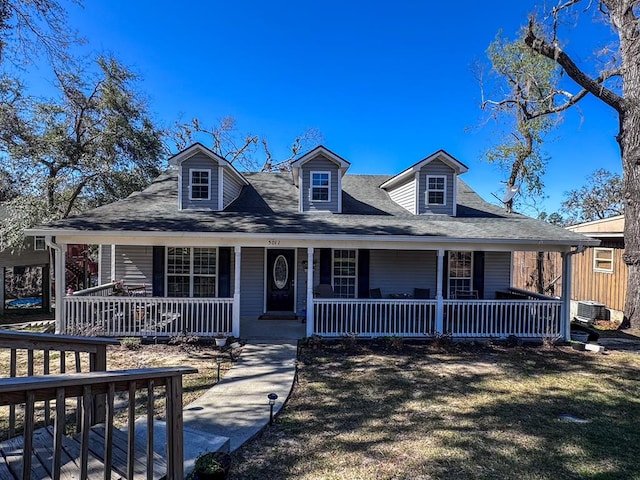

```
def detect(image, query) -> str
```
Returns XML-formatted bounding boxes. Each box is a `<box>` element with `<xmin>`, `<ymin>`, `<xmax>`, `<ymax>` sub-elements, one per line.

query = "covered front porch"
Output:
<box><xmin>50</xmin><ymin>238</ymin><xmax>574</xmax><ymax>341</ymax></box>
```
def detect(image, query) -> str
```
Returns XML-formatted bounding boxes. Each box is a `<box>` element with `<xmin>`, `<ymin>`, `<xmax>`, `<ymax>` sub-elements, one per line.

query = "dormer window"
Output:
<box><xmin>310</xmin><ymin>171</ymin><xmax>330</xmax><ymax>202</ymax></box>
<box><xmin>190</xmin><ymin>169</ymin><xmax>211</xmax><ymax>200</ymax></box>
<box><xmin>426</xmin><ymin>175</ymin><xmax>446</xmax><ymax>206</ymax></box>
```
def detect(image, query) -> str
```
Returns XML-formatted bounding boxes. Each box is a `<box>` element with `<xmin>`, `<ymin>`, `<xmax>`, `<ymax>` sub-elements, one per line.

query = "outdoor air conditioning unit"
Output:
<box><xmin>577</xmin><ymin>301</ymin><xmax>608</xmax><ymax>321</ymax></box>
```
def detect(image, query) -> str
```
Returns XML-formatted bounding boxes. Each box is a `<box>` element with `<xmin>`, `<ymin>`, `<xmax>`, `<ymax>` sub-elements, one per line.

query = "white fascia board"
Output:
<box><xmin>32</xmin><ymin>228</ymin><xmax>595</xmax><ymax>252</ymax></box>
<box><xmin>291</xmin><ymin>146</ymin><xmax>351</xmax><ymax>171</ymax></box>
<box><xmin>381</xmin><ymin>150</ymin><xmax>469</xmax><ymax>190</ymax></box>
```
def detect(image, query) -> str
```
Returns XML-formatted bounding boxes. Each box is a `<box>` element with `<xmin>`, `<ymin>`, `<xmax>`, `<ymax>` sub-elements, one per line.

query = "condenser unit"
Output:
<box><xmin>577</xmin><ymin>301</ymin><xmax>608</xmax><ymax>321</ymax></box>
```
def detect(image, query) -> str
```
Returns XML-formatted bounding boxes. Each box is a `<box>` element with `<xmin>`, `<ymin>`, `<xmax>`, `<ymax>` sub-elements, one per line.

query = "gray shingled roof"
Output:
<box><xmin>34</xmin><ymin>171</ymin><xmax>595</xmax><ymax>246</ymax></box>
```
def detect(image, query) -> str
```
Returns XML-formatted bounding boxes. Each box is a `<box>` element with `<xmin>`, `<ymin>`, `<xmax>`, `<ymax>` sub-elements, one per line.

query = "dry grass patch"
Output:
<box><xmin>230</xmin><ymin>341</ymin><xmax>640</xmax><ymax>480</ymax></box>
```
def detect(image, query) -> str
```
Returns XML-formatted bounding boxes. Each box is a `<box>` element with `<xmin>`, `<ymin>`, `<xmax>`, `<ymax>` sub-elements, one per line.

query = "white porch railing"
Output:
<box><xmin>313</xmin><ymin>298</ymin><xmax>562</xmax><ymax>339</ymax></box>
<box><xmin>64</xmin><ymin>296</ymin><xmax>233</xmax><ymax>337</ymax></box>
<box><xmin>314</xmin><ymin>299</ymin><xmax>438</xmax><ymax>337</ymax></box>
<box><xmin>443</xmin><ymin>299</ymin><xmax>562</xmax><ymax>338</ymax></box>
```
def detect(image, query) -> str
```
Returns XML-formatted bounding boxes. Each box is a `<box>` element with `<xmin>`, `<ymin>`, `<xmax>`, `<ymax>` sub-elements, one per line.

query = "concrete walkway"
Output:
<box><xmin>179</xmin><ymin>318</ymin><xmax>303</xmax><ymax>470</ymax></box>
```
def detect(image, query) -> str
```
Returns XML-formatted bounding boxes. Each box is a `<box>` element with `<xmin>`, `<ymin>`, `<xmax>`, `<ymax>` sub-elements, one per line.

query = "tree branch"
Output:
<box><xmin>524</xmin><ymin>16</ymin><xmax>624</xmax><ymax>113</ymax></box>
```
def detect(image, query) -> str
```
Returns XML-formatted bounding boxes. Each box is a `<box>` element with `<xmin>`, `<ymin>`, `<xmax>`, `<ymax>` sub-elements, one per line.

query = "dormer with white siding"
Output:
<box><xmin>168</xmin><ymin>143</ymin><xmax>248</xmax><ymax>211</ymax></box>
<box><xmin>380</xmin><ymin>150</ymin><xmax>468</xmax><ymax>216</ymax></box>
<box><xmin>291</xmin><ymin>146</ymin><xmax>351</xmax><ymax>213</ymax></box>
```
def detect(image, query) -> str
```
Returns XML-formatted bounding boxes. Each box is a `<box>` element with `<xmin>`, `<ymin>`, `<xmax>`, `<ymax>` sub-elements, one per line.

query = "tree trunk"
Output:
<box><xmin>615</xmin><ymin>1</ymin><xmax>640</xmax><ymax>328</ymax></box>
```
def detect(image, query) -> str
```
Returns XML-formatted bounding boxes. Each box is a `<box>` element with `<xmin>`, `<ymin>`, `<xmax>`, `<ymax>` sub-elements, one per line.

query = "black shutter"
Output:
<box><xmin>319</xmin><ymin>249</ymin><xmax>332</xmax><ymax>285</ymax></box>
<box><xmin>357</xmin><ymin>249</ymin><xmax>370</xmax><ymax>298</ymax></box>
<box><xmin>218</xmin><ymin>247</ymin><xmax>232</xmax><ymax>297</ymax></box>
<box><xmin>152</xmin><ymin>246</ymin><xmax>165</xmax><ymax>297</ymax></box>
<box><xmin>473</xmin><ymin>251</ymin><xmax>485</xmax><ymax>299</ymax></box>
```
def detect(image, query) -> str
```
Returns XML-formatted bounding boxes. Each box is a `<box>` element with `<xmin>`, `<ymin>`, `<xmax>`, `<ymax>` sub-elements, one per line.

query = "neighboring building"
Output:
<box><xmin>28</xmin><ymin>143</ymin><xmax>596</xmax><ymax>340</ymax></box>
<box><xmin>513</xmin><ymin>215</ymin><xmax>625</xmax><ymax>322</ymax></box>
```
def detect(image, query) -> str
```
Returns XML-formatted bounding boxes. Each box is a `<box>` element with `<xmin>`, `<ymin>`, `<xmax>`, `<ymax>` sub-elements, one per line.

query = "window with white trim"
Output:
<box><xmin>448</xmin><ymin>251</ymin><xmax>473</xmax><ymax>297</ymax></box>
<box><xmin>166</xmin><ymin>247</ymin><xmax>217</xmax><ymax>297</ymax></box>
<box><xmin>310</xmin><ymin>171</ymin><xmax>330</xmax><ymax>202</ymax></box>
<box><xmin>34</xmin><ymin>236</ymin><xmax>46</xmax><ymax>251</ymax></box>
<box><xmin>189</xmin><ymin>169</ymin><xmax>211</xmax><ymax>200</ymax></box>
<box><xmin>333</xmin><ymin>249</ymin><xmax>357</xmax><ymax>298</ymax></box>
<box><xmin>593</xmin><ymin>248</ymin><xmax>614</xmax><ymax>273</ymax></box>
<box><xmin>426</xmin><ymin>175</ymin><xmax>446</xmax><ymax>205</ymax></box>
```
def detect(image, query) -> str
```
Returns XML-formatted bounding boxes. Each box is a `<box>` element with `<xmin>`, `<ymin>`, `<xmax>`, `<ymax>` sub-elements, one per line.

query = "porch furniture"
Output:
<box><xmin>314</xmin><ymin>284</ymin><xmax>335</xmax><ymax>298</ymax></box>
<box><xmin>452</xmin><ymin>289</ymin><xmax>478</xmax><ymax>299</ymax></box>
<box><xmin>369</xmin><ymin>288</ymin><xmax>382</xmax><ymax>299</ymax></box>
<box><xmin>414</xmin><ymin>288</ymin><xmax>431</xmax><ymax>299</ymax></box>
<box><xmin>389</xmin><ymin>293</ymin><xmax>412</xmax><ymax>299</ymax></box>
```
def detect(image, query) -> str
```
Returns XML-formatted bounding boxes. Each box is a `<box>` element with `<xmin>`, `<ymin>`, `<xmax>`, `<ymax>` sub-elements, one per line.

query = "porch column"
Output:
<box><xmin>110</xmin><ymin>244</ymin><xmax>116</xmax><ymax>281</ymax></box>
<box><xmin>233</xmin><ymin>246</ymin><xmax>241</xmax><ymax>337</ymax></box>
<box><xmin>435</xmin><ymin>249</ymin><xmax>444</xmax><ymax>335</ymax></box>
<box><xmin>561</xmin><ymin>251</ymin><xmax>572</xmax><ymax>341</ymax></box>
<box><xmin>55</xmin><ymin>242</ymin><xmax>67</xmax><ymax>334</ymax></box>
<box><xmin>306</xmin><ymin>247</ymin><xmax>315</xmax><ymax>337</ymax></box>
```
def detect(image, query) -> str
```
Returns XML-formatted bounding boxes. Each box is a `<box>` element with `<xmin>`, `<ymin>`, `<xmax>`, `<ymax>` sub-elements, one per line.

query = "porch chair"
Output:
<box><xmin>414</xmin><ymin>288</ymin><xmax>431</xmax><ymax>299</ymax></box>
<box><xmin>369</xmin><ymin>288</ymin><xmax>383</xmax><ymax>299</ymax></box>
<box><xmin>314</xmin><ymin>283</ymin><xmax>335</xmax><ymax>298</ymax></box>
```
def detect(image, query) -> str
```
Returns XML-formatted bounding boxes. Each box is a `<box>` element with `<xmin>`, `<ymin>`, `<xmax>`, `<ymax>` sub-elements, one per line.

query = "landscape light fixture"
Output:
<box><xmin>268</xmin><ymin>393</ymin><xmax>278</xmax><ymax>425</ymax></box>
<box><xmin>216</xmin><ymin>356</ymin><xmax>223</xmax><ymax>383</ymax></box>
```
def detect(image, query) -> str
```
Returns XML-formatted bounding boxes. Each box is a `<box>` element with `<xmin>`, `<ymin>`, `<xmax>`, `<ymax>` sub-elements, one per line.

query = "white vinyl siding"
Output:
<box><xmin>223</xmin><ymin>169</ymin><xmax>244</xmax><ymax>208</ymax></box>
<box><xmin>387</xmin><ymin>177</ymin><xmax>416</xmax><ymax>213</ymax></box>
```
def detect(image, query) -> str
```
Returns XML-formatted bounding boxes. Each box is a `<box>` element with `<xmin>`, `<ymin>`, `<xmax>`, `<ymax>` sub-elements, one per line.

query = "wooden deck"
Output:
<box><xmin>0</xmin><ymin>424</ymin><xmax>167</xmax><ymax>479</ymax></box>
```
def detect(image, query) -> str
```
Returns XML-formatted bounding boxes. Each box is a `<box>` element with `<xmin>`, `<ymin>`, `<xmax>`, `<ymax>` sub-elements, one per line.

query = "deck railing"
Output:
<box><xmin>312</xmin><ymin>298</ymin><xmax>562</xmax><ymax>339</ymax></box>
<box><xmin>0</xmin><ymin>330</ymin><xmax>120</xmax><ymax>437</ymax></box>
<box><xmin>314</xmin><ymin>299</ymin><xmax>438</xmax><ymax>337</ymax></box>
<box><xmin>0</xmin><ymin>366</ymin><xmax>196</xmax><ymax>480</ymax></box>
<box><xmin>71</xmin><ymin>281</ymin><xmax>120</xmax><ymax>297</ymax></box>
<box><xmin>64</xmin><ymin>296</ymin><xmax>233</xmax><ymax>337</ymax></box>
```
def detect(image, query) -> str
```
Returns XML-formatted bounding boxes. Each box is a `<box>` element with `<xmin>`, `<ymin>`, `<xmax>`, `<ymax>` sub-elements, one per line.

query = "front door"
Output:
<box><xmin>266</xmin><ymin>249</ymin><xmax>295</xmax><ymax>312</ymax></box>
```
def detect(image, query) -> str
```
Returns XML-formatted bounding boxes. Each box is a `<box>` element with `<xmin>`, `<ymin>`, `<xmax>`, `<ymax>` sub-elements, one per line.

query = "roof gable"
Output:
<box><xmin>168</xmin><ymin>143</ymin><xmax>249</xmax><ymax>186</ymax></box>
<box><xmin>291</xmin><ymin>145</ymin><xmax>350</xmax><ymax>186</ymax></box>
<box><xmin>380</xmin><ymin>150</ymin><xmax>468</xmax><ymax>190</ymax></box>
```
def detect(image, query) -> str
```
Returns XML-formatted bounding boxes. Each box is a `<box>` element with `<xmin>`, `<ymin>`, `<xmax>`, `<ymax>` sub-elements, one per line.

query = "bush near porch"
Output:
<box><xmin>230</xmin><ymin>340</ymin><xmax>640</xmax><ymax>480</ymax></box>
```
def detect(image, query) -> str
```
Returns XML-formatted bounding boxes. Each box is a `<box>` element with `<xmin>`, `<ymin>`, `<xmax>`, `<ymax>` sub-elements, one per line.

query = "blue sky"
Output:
<box><xmin>29</xmin><ymin>0</ymin><xmax>622</xmax><ymax>215</ymax></box>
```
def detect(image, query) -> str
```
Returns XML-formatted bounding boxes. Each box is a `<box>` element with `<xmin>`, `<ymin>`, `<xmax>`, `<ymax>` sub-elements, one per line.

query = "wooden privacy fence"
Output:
<box><xmin>64</xmin><ymin>296</ymin><xmax>233</xmax><ymax>337</ymax></box>
<box><xmin>0</xmin><ymin>366</ymin><xmax>196</xmax><ymax>480</ymax></box>
<box><xmin>312</xmin><ymin>299</ymin><xmax>562</xmax><ymax>339</ymax></box>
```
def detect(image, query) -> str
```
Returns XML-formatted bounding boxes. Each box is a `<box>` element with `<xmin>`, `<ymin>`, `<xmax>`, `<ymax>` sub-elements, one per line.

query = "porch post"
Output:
<box><xmin>55</xmin><ymin>243</ymin><xmax>66</xmax><ymax>334</ymax></box>
<box><xmin>233</xmin><ymin>246</ymin><xmax>241</xmax><ymax>337</ymax></box>
<box><xmin>561</xmin><ymin>251</ymin><xmax>572</xmax><ymax>341</ymax></box>
<box><xmin>306</xmin><ymin>247</ymin><xmax>315</xmax><ymax>337</ymax></box>
<box><xmin>435</xmin><ymin>249</ymin><xmax>444</xmax><ymax>335</ymax></box>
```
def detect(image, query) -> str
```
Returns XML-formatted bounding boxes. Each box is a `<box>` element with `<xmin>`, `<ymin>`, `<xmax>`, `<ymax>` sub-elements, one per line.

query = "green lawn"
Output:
<box><xmin>230</xmin><ymin>340</ymin><xmax>640</xmax><ymax>480</ymax></box>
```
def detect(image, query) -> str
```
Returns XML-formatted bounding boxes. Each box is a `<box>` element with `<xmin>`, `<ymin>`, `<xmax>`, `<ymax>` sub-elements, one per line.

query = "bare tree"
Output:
<box><xmin>0</xmin><ymin>0</ymin><xmax>82</xmax><ymax>66</ymax></box>
<box><xmin>518</xmin><ymin>0</ymin><xmax>640</xmax><ymax>327</ymax></box>
<box><xmin>173</xmin><ymin>117</ymin><xmax>322</xmax><ymax>172</ymax></box>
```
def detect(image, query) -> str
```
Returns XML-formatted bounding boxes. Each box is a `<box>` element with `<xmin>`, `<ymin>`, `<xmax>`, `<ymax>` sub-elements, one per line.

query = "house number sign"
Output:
<box><xmin>273</xmin><ymin>255</ymin><xmax>289</xmax><ymax>289</ymax></box>
<box><xmin>267</xmin><ymin>239</ymin><xmax>281</xmax><ymax>246</ymax></box>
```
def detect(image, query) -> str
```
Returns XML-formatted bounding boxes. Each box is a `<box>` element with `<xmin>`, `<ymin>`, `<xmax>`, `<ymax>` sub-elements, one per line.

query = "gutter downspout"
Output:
<box><xmin>45</xmin><ymin>236</ymin><xmax>65</xmax><ymax>334</ymax></box>
<box><xmin>562</xmin><ymin>244</ymin><xmax>585</xmax><ymax>341</ymax></box>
